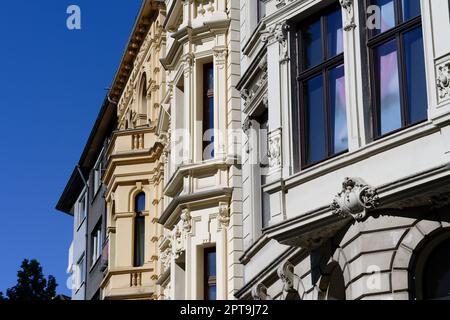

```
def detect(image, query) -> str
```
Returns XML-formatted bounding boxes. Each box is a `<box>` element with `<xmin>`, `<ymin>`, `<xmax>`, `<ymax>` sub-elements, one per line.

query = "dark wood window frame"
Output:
<box><xmin>203</xmin><ymin>247</ymin><xmax>216</xmax><ymax>300</ymax></box>
<box><xmin>293</xmin><ymin>4</ymin><xmax>348</xmax><ymax>170</ymax></box>
<box><xmin>366</xmin><ymin>0</ymin><xmax>426</xmax><ymax>139</ymax></box>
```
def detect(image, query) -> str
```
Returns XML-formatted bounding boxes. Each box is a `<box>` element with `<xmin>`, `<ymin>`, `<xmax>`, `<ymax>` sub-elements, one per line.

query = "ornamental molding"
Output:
<box><xmin>213</xmin><ymin>47</ymin><xmax>228</xmax><ymax>66</ymax></box>
<box><xmin>437</xmin><ymin>60</ymin><xmax>450</xmax><ymax>102</ymax></box>
<box><xmin>340</xmin><ymin>0</ymin><xmax>357</xmax><ymax>31</ymax></box>
<box><xmin>330</xmin><ymin>177</ymin><xmax>379</xmax><ymax>221</ymax></box>
<box><xmin>262</xmin><ymin>22</ymin><xmax>290</xmax><ymax>63</ymax></box>
<box><xmin>268</xmin><ymin>129</ymin><xmax>282</xmax><ymax>171</ymax></box>
<box><xmin>251</xmin><ymin>283</ymin><xmax>272</xmax><ymax>300</ymax></box>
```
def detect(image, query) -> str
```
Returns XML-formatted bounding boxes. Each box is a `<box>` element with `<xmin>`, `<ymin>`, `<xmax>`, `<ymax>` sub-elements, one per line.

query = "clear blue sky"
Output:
<box><xmin>0</xmin><ymin>0</ymin><xmax>141</xmax><ymax>295</ymax></box>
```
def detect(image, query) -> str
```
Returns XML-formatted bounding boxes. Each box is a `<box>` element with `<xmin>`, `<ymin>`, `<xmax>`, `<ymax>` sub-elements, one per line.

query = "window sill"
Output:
<box><xmin>270</xmin><ymin>119</ymin><xmax>438</xmax><ymax>193</ymax></box>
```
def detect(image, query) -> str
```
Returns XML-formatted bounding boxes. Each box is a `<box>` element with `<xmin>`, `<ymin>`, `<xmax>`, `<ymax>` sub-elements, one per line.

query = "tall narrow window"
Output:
<box><xmin>140</xmin><ymin>73</ymin><xmax>148</xmax><ymax>116</ymax></box>
<box><xmin>368</xmin><ymin>0</ymin><xmax>427</xmax><ymax>138</ymax></box>
<box><xmin>76</xmin><ymin>192</ymin><xmax>87</xmax><ymax>227</ymax></box>
<box><xmin>203</xmin><ymin>63</ymin><xmax>214</xmax><ymax>160</ymax></box>
<box><xmin>294</xmin><ymin>5</ymin><xmax>348</xmax><ymax>168</ymax></box>
<box><xmin>134</xmin><ymin>192</ymin><xmax>146</xmax><ymax>267</ymax></box>
<box><xmin>91</xmin><ymin>222</ymin><xmax>102</xmax><ymax>266</ymax></box>
<box><xmin>204</xmin><ymin>248</ymin><xmax>217</xmax><ymax>300</ymax></box>
<box><xmin>76</xmin><ymin>255</ymin><xmax>85</xmax><ymax>290</ymax></box>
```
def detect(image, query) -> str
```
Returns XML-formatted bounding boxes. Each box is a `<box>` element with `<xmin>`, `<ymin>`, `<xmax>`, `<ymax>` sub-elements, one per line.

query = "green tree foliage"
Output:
<box><xmin>2</xmin><ymin>259</ymin><xmax>58</xmax><ymax>301</ymax></box>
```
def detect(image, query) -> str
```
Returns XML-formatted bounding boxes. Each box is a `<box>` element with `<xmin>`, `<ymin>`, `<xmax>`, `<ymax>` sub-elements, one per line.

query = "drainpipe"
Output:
<box><xmin>76</xmin><ymin>165</ymin><xmax>89</xmax><ymax>300</ymax></box>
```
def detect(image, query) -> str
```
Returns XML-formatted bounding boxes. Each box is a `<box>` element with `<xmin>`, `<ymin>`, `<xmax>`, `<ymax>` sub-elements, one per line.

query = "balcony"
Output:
<box><xmin>101</xmin><ymin>266</ymin><xmax>156</xmax><ymax>300</ymax></box>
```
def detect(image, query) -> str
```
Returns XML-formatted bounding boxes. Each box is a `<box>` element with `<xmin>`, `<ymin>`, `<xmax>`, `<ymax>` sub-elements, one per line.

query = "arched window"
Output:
<box><xmin>140</xmin><ymin>74</ymin><xmax>148</xmax><ymax>116</ymax></box>
<box><xmin>134</xmin><ymin>192</ymin><xmax>146</xmax><ymax>267</ymax></box>
<box><xmin>412</xmin><ymin>232</ymin><xmax>450</xmax><ymax>300</ymax></box>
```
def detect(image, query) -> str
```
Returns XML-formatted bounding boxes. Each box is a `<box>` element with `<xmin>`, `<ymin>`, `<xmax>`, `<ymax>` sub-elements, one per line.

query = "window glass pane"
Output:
<box><xmin>305</xmin><ymin>74</ymin><xmax>326</xmax><ymax>164</ymax></box>
<box><xmin>134</xmin><ymin>216</ymin><xmax>145</xmax><ymax>267</ymax></box>
<box><xmin>327</xmin><ymin>9</ymin><xmax>343</xmax><ymax>58</ymax></box>
<box><xmin>203</xmin><ymin>64</ymin><xmax>214</xmax><ymax>160</ymax></box>
<box><xmin>404</xmin><ymin>27</ymin><xmax>427</xmax><ymax>124</ymax></box>
<box><xmin>207</xmin><ymin>251</ymin><xmax>216</xmax><ymax>277</ymax></box>
<box><xmin>373</xmin><ymin>0</ymin><xmax>396</xmax><ymax>34</ymax></box>
<box><xmin>303</xmin><ymin>19</ymin><xmax>322</xmax><ymax>69</ymax></box>
<box><xmin>257</xmin><ymin>0</ymin><xmax>266</xmax><ymax>22</ymax></box>
<box><xmin>375</xmin><ymin>40</ymin><xmax>402</xmax><ymax>135</ymax></box>
<box><xmin>135</xmin><ymin>192</ymin><xmax>145</xmax><ymax>212</ymax></box>
<box><xmin>402</xmin><ymin>0</ymin><xmax>421</xmax><ymax>21</ymax></box>
<box><xmin>329</xmin><ymin>64</ymin><xmax>348</xmax><ymax>154</ymax></box>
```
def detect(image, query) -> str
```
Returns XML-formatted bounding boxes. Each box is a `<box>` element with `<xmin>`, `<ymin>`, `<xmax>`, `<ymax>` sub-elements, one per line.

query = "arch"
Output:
<box><xmin>408</xmin><ymin>227</ymin><xmax>450</xmax><ymax>300</ymax></box>
<box><xmin>389</xmin><ymin>219</ymin><xmax>448</xmax><ymax>299</ymax></box>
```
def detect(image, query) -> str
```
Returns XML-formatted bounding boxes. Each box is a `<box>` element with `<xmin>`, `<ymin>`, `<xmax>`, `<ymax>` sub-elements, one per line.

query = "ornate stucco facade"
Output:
<box><xmin>156</xmin><ymin>0</ymin><xmax>243</xmax><ymax>300</ymax></box>
<box><xmin>99</xmin><ymin>1</ymin><xmax>167</xmax><ymax>300</ymax></box>
<box><xmin>236</xmin><ymin>0</ymin><xmax>450</xmax><ymax>300</ymax></box>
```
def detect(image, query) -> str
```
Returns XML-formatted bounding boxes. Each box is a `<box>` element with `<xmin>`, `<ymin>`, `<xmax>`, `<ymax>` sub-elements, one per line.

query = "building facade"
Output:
<box><xmin>236</xmin><ymin>0</ymin><xmax>450</xmax><ymax>300</ymax></box>
<box><xmin>57</xmin><ymin>97</ymin><xmax>117</xmax><ymax>300</ymax></box>
<box><xmin>58</xmin><ymin>0</ymin><xmax>450</xmax><ymax>301</ymax></box>
<box><xmin>156</xmin><ymin>0</ymin><xmax>243</xmax><ymax>300</ymax></box>
<box><xmin>99</xmin><ymin>1</ymin><xmax>166</xmax><ymax>300</ymax></box>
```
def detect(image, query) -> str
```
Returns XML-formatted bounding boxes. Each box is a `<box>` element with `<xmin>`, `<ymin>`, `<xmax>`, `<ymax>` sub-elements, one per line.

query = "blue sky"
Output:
<box><xmin>0</xmin><ymin>0</ymin><xmax>141</xmax><ymax>295</ymax></box>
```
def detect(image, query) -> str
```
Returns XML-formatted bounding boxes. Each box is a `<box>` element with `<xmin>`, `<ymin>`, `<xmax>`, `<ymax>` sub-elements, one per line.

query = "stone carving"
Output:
<box><xmin>331</xmin><ymin>177</ymin><xmax>379</xmax><ymax>221</ymax></box>
<box><xmin>278</xmin><ymin>260</ymin><xmax>301</xmax><ymax>300</ymax></box>
<box><xmin>437</xmin><ymin>61</ymin><xmax>450</xmax><ymax>101</ymax></box>
<box><xmin>218</xmin><ymin>202</ymin><xmax>230</xmax><ymax>230</ymax></box>
<box><xmin>340</xmin><ymin>0</ymin><xmax>356</xmax><ymax>31</ymax></box>
<box><xmin>180</xmin><ymin>208</ymin><xmax>192</xmax><ymax>233</ymax></box>
<box><xmin>251</xmin><ymin>283</ymin><xmax>272</xmax><ymax>300</ymax></box>
<box><xmin>268</xmin><ymin>130</ymin><xmax>282</xmax><ymax>170</ymax></box>
<box><xmin>262</xmin><ymin>22</ymin><xmax>290</xmax><ymax>63</ymax></box>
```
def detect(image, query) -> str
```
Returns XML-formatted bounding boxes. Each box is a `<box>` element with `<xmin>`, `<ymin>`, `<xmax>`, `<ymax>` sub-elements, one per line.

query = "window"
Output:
<box><xmin>93</xmin><ymin>156</ymin><xmax>103</xmax><ymax>195</ymax></box>
<box><xmin>91</xmin><ymin>223</ymin><xmax>102</xmax><ymax>266</ymax></box>
<box><xmin>257</xmin><ymin>110</ymin><xmax>270</xmax><ymax>229</ymax></box>
<box><xmin>76</xmin><ymin>192</ymin><xmax>87</xmax><ymax>227</ymax></box>
<box><xmin>203</xmin><ymin>63</ymin><xmax>214</xmax><ymax>160</ymax></box>
<box><xmin>134</xmin><ymin>192</ymin><xmax>146</xmax><ymax>267</ymax></box>
<box><xmin>294</xmin><ymin>5</ymin><xmax>348</xmax><ymax>168</ymax></box>
<box><xmin>412</xmin><ymin>233</ymin><xmax>450</xmax><ymax>300</ymax></box>
<box><xmin>76</xmin><ymin>255</ymin><xmax>85</xmax><ymax>290</ymax></box>
<box><xmin>140</xmin><ymin>73</ymin><xmax>148</xmax><ymax>115</ymax></box>
<box><xmin>257</xmin><ymin>0</ymin><xmax>266</xmax><ymax>23</ymax></box>
<box><xmin>367</xmin><ymin>0</ymin><xmax>427</xmax><ymax>138</ymax></box>
<box><xmin>204</xmin><ymin>248</ymin><xmax>217</xmax><ymax>300</ymax></box>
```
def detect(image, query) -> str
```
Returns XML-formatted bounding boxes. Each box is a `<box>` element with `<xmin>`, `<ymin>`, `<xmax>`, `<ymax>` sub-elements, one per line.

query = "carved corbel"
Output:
<box><xmin>251</xmin><ymin>283</ymin><xmax>272</xmax><ymax>300</ymax></box>
<box><xmin>340</xmin><ymin>0</ymin><xmax>357</xmax><ymax>31</ymax></box>
<box><xmin>330</xmin><ymin>177</ymin><xmax>379</xmax><ymax>221</ymax></box>
<box><xmin>180</xmin><ymin>208</ymin><xmax>192</xmax><ymax>233</ymax></box>
<box><xmin>277</xmin><ymin>261</ymin><xmax>301</xmax><ymax>300</ymax></box>
<box><xmin>217</xmin><ymin>202</ymin><xmax>230</xmax><ymax>230</ymax></box>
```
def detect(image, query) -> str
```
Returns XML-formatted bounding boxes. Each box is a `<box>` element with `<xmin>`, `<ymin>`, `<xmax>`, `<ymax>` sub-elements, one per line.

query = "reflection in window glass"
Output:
<box><xmin>402</xmin><ymin>0</ymin><xmax>421</xmax><ymax>21</ymax></box>
<box><xmin>329</xmin><ymin>65</ymin><xmax>348</xmax><ymax>154</ymax></box>
<box><xmin>404</xmin><ymin>27</ymin><xmax>427</xmax><ymax>125</ymax></box>
<box><xmin>373</xmin><ymin>0</ymin><xmax>396</xmax><ymax>34</ymax></box>
<box><xmin>375</xmin><ymin>40</ymin><xmax>402</xmax><ymax>135</ymax></box>
<box><xmin>305</xmin><ymin>75</ymin><xmax>326</xmax><ymax>165</ymax></box>
<box><xmin>304</xmin><ymin>19</ymin><xmax>322</xmax><ymax>69</ymax></box>
<box><xmin>327</xmin><ymin>9</ymin><xmax>344</xmax><ymax>58</ymax></box>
